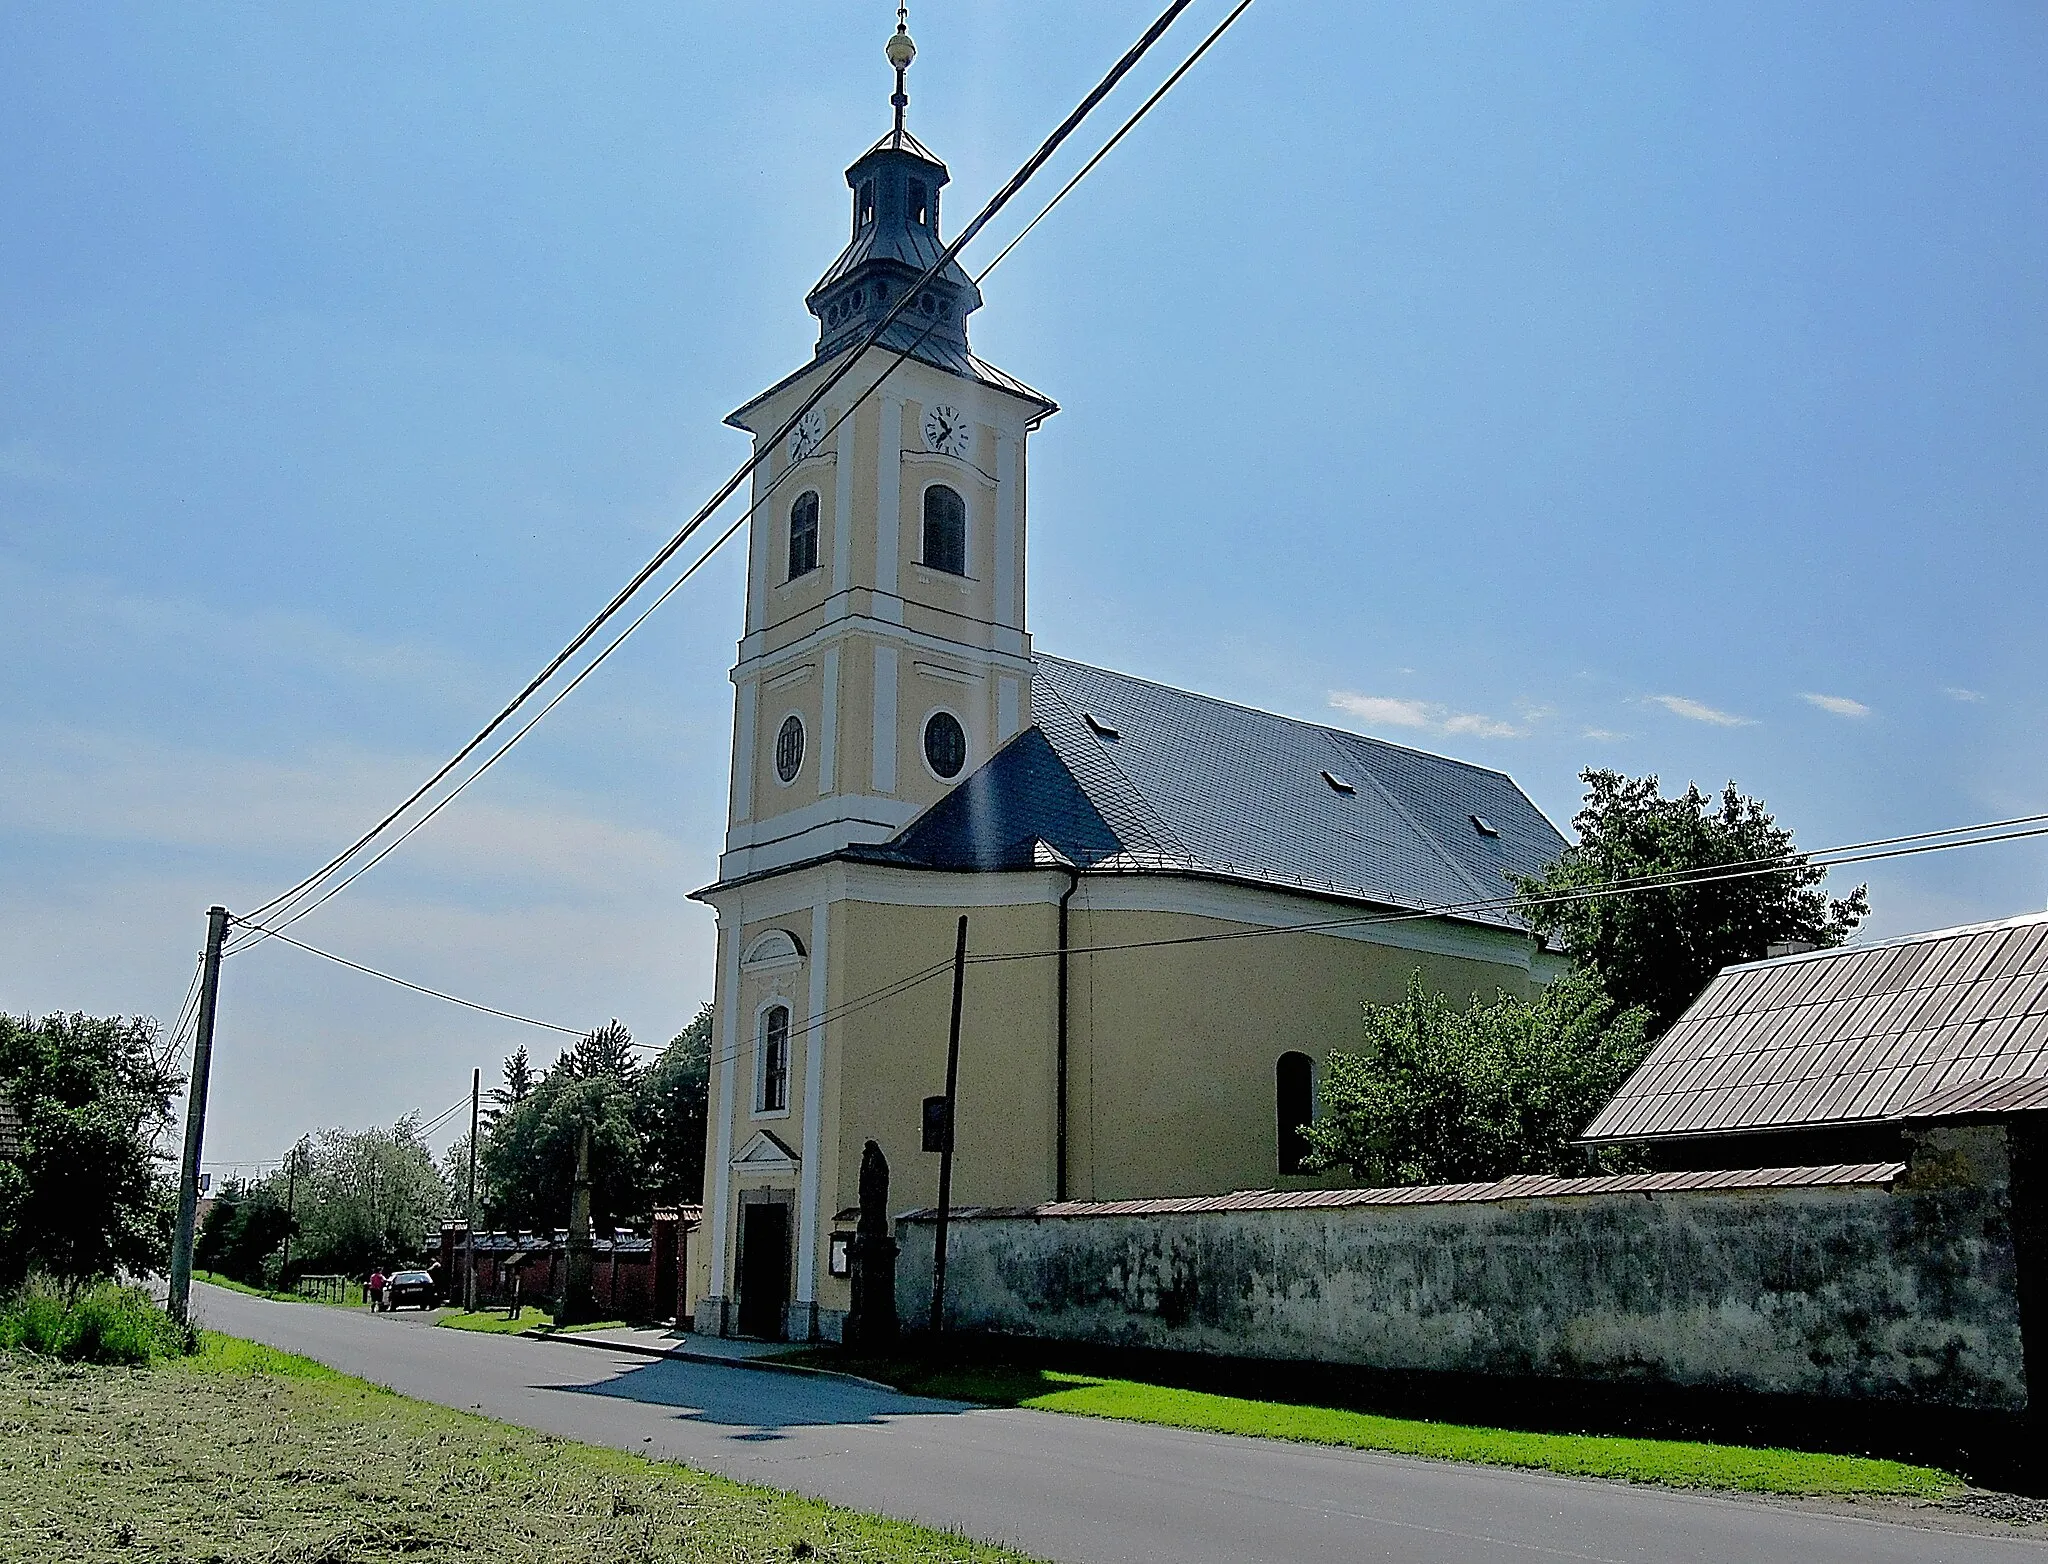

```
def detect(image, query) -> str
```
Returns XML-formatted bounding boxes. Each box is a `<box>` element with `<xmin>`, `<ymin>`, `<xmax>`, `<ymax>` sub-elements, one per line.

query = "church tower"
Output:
<box><xmin>695</xmin><ymin>15</ymin><xmax>1057</xmax><ymax>1343</ymax></box>
<box><xmin>716</xmin><ymin>16</ymin><xmax>1056</xmax><ymax>885</ymax></box>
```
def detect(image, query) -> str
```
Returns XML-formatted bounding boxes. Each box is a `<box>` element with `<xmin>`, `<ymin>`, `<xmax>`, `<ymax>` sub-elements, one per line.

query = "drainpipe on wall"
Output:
<box><xmin>1056</xmin><ymin>866</ymin><xmax>1080</xmax><ymax>1202</ymax></box>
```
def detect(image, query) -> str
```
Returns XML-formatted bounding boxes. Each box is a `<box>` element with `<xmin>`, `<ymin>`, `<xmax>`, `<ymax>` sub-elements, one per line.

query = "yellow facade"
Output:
<box><xmin>689</xmin><ymin>860</ymin><xmax>1557</xmax><ymax>1338</ymax></box>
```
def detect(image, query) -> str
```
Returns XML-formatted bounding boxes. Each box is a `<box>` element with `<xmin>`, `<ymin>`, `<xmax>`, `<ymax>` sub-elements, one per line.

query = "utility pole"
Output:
<box><xmin>280</xmin><ymin>1141</ymin><xmax>302</xmax><ymax>1287</ymax></box>
<box><xmin>929</xmin><ymin>915</ymin><xmax>968</xmax><ymax>1342</ymax></box>
<box><xmin>168</xmin><ymin>905</ymin><xmax>231</xmax><ymax>1325</ymax></box>
<box><xmin>464</xmin><ymin>1066</ymin><xmax>481</xmax><ymax>1311</ymax></box>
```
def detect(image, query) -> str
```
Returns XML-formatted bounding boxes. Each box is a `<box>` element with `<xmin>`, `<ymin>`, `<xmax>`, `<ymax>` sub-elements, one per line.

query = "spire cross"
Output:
<box><xmin>887</xmin><ymin>5</ymin><xmax>916</xmax><ymax>136</ymax></box>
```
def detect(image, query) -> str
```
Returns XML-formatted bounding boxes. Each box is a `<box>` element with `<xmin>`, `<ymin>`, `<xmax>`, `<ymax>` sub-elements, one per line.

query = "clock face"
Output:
<box><xmin>787</xmin><ymin>408</ymin><xmax>826</xmax><ymax>463</ymax></box>
<box><xmin>922</xmin><ymin>403</ymin><xmax>971</xmax><ymax>458</ymax></box>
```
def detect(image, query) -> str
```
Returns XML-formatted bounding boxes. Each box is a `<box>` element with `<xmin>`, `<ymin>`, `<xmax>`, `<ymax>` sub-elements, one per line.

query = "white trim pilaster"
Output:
<box><xmin>793</xmin><ymin>899</ymin><xmax>830</xmax><ymax>1309</ymax></box>
<box><xmin>994</xmin><ymin>429</ymin><xmax>1019</xmax><ymax>629</ymax></box>
<box><xmin>832</xmin><ymin>406</ymin><xmax>856</xmax><ymax>594</ymax></box>
<box><xmin>998</xmin><ymin>674</ymin><xmax>1020</xmax><ymax>740</ymax></box>
<box><xmin>871</xmin><ymin>644</ymin><xmax>898</xmax><ymax>794</ymax></box>
<box><xmin>708</xmin><ymin>921</ymin><xmax>743</xmax><ymax>1313</ymax></box>
<box><xmin>731</xmin><ymin>677</ymin><xmax>759</xmax><ymax>825</ymax></box>
<box><xmin>875</xmin><ymin>394</ymin><xmax>902</xmax><ymax>622</ymax></box>
<box><xmin>817</xmin><ymin>645</ymin><xmax>840</xmax><ymax>795</ymax></box>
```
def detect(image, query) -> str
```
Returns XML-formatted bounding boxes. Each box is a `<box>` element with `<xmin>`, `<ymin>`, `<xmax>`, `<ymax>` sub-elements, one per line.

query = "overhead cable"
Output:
<box><xmin>238</xmin><ymin>0</ymin><xmax>1212</xmax><ymax>938</ymax></box>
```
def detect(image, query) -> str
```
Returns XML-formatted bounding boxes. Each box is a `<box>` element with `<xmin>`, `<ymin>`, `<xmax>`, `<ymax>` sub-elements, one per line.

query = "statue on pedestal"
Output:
<box><xmin>843</xmin><ymin>1139</ymin><xmax>898</xmax><ymax>1350</ymax></box>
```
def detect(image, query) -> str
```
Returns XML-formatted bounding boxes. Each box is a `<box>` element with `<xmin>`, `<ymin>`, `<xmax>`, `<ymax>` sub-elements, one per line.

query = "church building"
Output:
<box><xmin>690</xmin><ymin>26</ymin><xmax>1569</xmax><ymax>1341</ymax></box>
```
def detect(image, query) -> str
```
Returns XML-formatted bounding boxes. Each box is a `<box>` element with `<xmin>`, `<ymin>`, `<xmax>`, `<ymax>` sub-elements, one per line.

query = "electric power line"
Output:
<box><xmin>964</xmin><ymin>816</ymin><xmax>2048</xmax><ymax>969</ymax></box>
<box><xmin>222</xmin><ymin>810</ymin><xmax>2048</xmax><ymax>1087</ymax></box>
<box><xmin>226</xmin><ymin>916</ymin><xmax>585</xmax><ymax>1036</ymax></box>
<box><xmin>236</xmin><ymin>0</ymin><xmax>1216</xmax><ymax>943</ymax></box>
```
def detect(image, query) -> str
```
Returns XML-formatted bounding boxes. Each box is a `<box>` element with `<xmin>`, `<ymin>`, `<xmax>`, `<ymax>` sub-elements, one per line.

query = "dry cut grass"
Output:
<box><xmin>0</xmin><ymin>1333</ymin><xmax>1041</xmax><ymax>1564</ymax></box>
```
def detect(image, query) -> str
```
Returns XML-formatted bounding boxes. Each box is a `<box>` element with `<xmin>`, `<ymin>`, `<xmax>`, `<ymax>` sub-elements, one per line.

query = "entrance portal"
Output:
<box><xmin>736</xmin><ymin>1201</ymin><xmax>790</xmax><ymax>1339</ymax></box>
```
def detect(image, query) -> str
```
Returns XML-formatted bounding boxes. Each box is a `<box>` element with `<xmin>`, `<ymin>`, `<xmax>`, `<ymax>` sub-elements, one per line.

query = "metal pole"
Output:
<box><xmin>464</xmin><ymin>1066</ymin><xmax>481</xmax><ymax>1311</ymax></box>
<box><xmin>929</xmin><ymin>915</ymin><xmax>967</xmax><ymax>1340</ymax></box>
<box><xmin>168</xmin><ymin>905</ymin><xmax>230</xmax><ymax>1325</ymax></box>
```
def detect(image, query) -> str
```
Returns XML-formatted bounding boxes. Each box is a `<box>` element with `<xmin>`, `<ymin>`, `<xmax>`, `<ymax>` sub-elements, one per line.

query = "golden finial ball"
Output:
<box><xmin>887</xmin><ymin>31</ymin><xmax>916</xmax><ymax>71</ymax></box>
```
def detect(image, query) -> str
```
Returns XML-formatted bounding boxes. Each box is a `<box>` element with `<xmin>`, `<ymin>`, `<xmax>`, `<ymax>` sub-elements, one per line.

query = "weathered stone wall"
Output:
<box><xmin>896</xmin><ymin>1164</ymin><xmax>2030</xmax><ymax>1410</ymax></box>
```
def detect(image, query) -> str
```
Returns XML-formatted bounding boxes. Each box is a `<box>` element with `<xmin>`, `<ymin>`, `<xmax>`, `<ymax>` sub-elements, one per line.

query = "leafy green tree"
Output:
<box><xmin>267</xmin><ymin>1116</ymin><xmax>451</xmax><ymax>1275</ymax></box>
<box><xmin>478</xmin><ymin>1010</ymin><xmax>713</xmax><ymax>1230</ymax></box>
<box><xmin>638</xmin><ymin>1004</ymin><xmax>712</xmax><ymax>1206</ymax></box>
<box><xmin>0</xmin><ymin>1012</ymin><xmax>183</xmax><ymax>1288</ymax></box>
<box><xmin>481</xmin><ymin>1025</ymin><xmax>644</xmax><ymax>1234</ymax></box>
<box><xmin>1305</xmin><ymin>971</ymin><xmax>1652</xmax><ymax>1186</ymax></box>
<box><xmin>194</xmin><ymin>1179</ymin><xmax>291</xmax><ymax>1285</ymax></box>
<box><xmin>1515</xmin><ymin>770</ymin><xmax>1869</xmax><ymax>1033</ymax></box>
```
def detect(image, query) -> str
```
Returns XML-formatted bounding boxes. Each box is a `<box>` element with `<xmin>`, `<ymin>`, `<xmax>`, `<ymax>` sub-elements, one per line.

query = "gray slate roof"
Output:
<box><xmin>861</xmin><ymin>653</ymin><xmax>1567</xmax><ymax>930</ymax></box>
<box><xmin>1582</xmin><ymin>911</ymin><xmax>2048</xmax><ymax>1143</ymax></box>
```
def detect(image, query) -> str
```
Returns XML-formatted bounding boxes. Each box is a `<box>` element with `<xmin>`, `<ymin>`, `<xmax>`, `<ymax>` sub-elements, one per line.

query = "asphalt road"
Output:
<box><xmin>192</xmin><ymin>1283</ymin><xmax>2041</xmax><ymax>1564</ymax></box>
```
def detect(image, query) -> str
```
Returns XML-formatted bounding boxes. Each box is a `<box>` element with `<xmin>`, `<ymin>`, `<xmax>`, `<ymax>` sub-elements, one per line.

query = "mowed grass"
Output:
<box><xmin>794</xmin><ymin>1354</ymin><xmax>1959</xmax><ymax>1500</ymax></box>
<box><xmin>0</xmin><ymin>1332</ymin><xmax>1041</xmax><ymax>1564</ymax></box>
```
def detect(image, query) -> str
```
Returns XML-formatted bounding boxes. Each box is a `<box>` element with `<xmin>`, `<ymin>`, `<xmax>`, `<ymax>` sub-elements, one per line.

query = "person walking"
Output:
<box><xmin>367</xmin><ymin>1266</ymin><xmax>386</xmax><ymax>1311</ymax></box>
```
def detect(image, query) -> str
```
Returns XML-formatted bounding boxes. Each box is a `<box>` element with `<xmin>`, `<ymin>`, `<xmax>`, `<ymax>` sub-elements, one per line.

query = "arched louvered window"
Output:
<box><xmin>922</xmin><ymin>485</ymin><xmax>966</xmax><ymax>576</ymax></box>
<box><xmin>788</xmin><ymin>492</ymin><xmax>819</xmax><ymax>579</ymax></box>
<box><xmin>1277</xmin><ymin>1052</ymin><xmax>1314</xmax><ymax>1175</ymax></box>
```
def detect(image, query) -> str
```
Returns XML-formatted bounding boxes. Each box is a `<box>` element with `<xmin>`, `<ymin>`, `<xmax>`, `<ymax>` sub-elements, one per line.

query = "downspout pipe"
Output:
<box><xmin>1055</xmin><ymin>866</ymin><xmax>1080</xmax><ymax>1202</ymax></box>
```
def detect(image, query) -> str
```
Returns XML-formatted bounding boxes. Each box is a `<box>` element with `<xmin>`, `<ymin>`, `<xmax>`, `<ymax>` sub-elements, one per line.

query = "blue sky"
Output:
<box><xmin>4</xmin><ymin>2</ymin><xmax>2044</xmax><ymax>1168</ymax></box>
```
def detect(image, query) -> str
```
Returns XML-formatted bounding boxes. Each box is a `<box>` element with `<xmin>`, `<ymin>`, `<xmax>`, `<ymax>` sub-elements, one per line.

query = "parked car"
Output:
<box><xmin>383</xmin><ymin>1270</ymin><xmax>439</xmax><ymax>1310</ymax></box>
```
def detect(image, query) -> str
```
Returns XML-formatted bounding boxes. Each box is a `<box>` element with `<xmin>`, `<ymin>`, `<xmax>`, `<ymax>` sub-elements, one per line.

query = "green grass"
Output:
<box><xmin>789</xmin><ymin>1352</ymin><xmax>1960</xmax><ymax>1500</ymax></box>
<box><xmin>437</xmin><ymin>1309</ymin><xmax>634</xmax><ymax>1336</ymax></box>
<box><xmin>0</xmin><ymin>1329</ymin><xmax>1043</xmax><ymax>1562</ymax></box>
<box><xmin>0</xmin><ymin>1280</ymin><xmax>194</xmax><ymax>1366</ymax></box>
<box><xmin>193</xmin><ymin>1270</ymin><xmax>369</xmax><ymax>1307</ymax></box>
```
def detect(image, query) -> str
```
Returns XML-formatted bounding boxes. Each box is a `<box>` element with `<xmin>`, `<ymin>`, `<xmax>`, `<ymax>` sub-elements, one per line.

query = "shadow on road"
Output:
<box><xmin>536</xmin><ymin>1356</ymin><xmax>975</xmax><ymax>1440</ymax></box>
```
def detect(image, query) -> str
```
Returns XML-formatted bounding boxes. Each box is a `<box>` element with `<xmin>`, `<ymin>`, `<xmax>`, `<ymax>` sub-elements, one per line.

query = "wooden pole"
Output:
<box><xmin>280</xmin><ymin>1141</ymin><xmax>301</xmax><ymax>1287</ymax></box>
<box><xmin>464</xmin><ymin>1067</ymin><xmax>481</xmax><ymax>1311</ymax></box>
<box><xmin>168</xmin><ymin>905</ymin><xmax>230</xmax><ymax>1325</ymax></box>
<box><xmin>929</xmin><ymin>915</ymin><xmax>968</xmax><ymax>1340</ymax></box>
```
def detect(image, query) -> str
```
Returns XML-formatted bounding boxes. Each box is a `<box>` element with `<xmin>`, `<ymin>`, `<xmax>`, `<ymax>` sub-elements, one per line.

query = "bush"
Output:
<box><xmin>0</xmin><ymin>1278</ymin><xmax>195</xmax><ymax>1365</ymax></box>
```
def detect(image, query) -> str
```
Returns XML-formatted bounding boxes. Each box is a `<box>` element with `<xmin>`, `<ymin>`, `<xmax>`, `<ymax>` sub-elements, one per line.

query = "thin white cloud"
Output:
<box><xmin>1800</xmin><ymin>693</ymin><xmax>1871</xmax><ymax>719</ymax></box>
<box><xmin>1652</xmin><ymin>695</ymin><xmax>1753</xmax><ymax>727</ymax></box>
<box><xmin>1581</xmin><ymin>728</ymin><xmax>1626</xmax><ymax>742</ymax></box>
<box><xmin>1329</xmin><ymin>692</ymin><xmax>1524</xmax><ymax>740</ymax></box>
<box><xmin>1329</xmin><ymin>694</ymin><xmax>1434</xmax><ymax>728</ymax></box>
<box><xmin>1943</xmin><ymin>686</ymin><xmax>1986</xmax><ymax>704</ymax></box>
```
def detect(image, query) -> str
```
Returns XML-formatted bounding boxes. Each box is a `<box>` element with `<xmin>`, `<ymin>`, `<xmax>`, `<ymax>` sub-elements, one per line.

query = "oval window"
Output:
<box><xmin>923</xmin><ymin>712</ymin><xmax>967</xmax><ymax>779</ymax></box>
<box><xmin>775</xmin><ymin>716</ymin><xmax>805</xmax><ymax>784</ymax></box>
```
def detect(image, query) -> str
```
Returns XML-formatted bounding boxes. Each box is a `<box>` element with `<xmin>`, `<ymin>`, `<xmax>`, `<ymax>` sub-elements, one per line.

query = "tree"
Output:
<box><xmin>481</xmin><ymin>1026</ymin><xmax>645</xmax><ymax>1235</ymax></box>
<box><xmin>572</xmin><ymin>1020</ymin><xmax>637</xmax><ymax>1082</ymax></box>
<box><xmin>1304</xmin><ymin>971</ymin><xmax>1652</xmax><ymax>1186</ymax></box>
<box><xmin>1515</xmin><ymin>770</ymin><xmax>1869</xmax><ymax>1033</ymax></box>
<box><xmin>0</xmin><ymin>1012</ymin><xmax>183</xmax><ymax>1288</ymax></box>
<box><xmin>265</xmin><ymin>1116</ymin><xmax>451</xmax><ymax>1275</ymax></box>
<box><xmin>484</xmin><ymin>1046</ymin><xmax>535</xmax><ymax>1131</ymax></box>
<box><xmin>194</xmin><ymin>1179</ymin><xmax>291</xmax><ymax>1286</ymax></box>
<box><xmin>637</xmin><ymin>1004</ymin><xmax>712</xmax><ymax>1206</ymax></box>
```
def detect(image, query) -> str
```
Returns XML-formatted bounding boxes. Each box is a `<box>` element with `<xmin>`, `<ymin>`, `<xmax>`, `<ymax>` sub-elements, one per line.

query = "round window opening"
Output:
<box><xmin>923</xmin><ymin>712</ymin><xmax>967</xmax><ymax>779</ymax></box>
<box><xmin>775</xmin><ymin>715</ymin><xmax>806</xmax><ymax>784</ymax></box>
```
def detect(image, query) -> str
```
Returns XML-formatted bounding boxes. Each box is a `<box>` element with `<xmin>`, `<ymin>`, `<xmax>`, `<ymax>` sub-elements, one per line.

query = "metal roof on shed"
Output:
<box><xmin>1583</xmin><ymin>911</ymin><xmax>2048</xmax><ymax>1143</ymax></box>
<box><xmin>899</xmin><ymin>1162</ymin><xmax>1901</xmax><ymax>1222</ymax></box>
